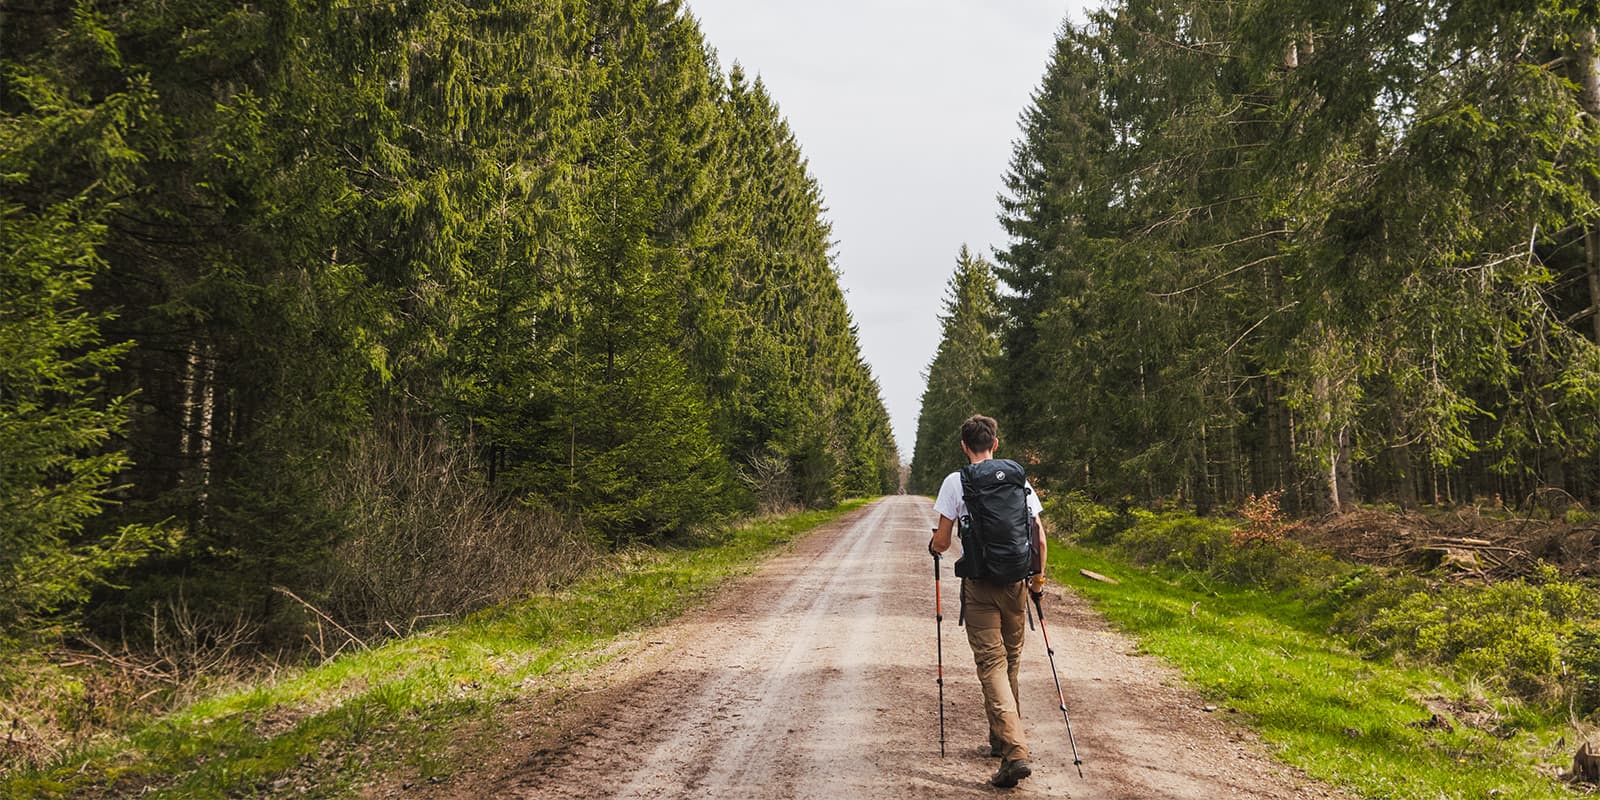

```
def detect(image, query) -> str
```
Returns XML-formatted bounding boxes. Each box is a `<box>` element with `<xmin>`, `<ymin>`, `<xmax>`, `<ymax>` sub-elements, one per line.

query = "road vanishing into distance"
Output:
<box><xmin>428</xmin><ymin>496</ymin><xmax>1349</xmax><ymax>799</ymax></box>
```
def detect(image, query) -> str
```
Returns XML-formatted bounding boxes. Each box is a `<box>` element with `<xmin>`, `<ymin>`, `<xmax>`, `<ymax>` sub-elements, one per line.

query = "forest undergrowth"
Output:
<box><xmin>0</xmin><ymin>500</ymin><xmax>871</xmax><ymax>799</ymax></box>
<box><xmin>1049</xmin><ymin>493</ymin><xmax>1600</xmax><ymax>797</ymax></box>
<box><xmin>2</xmin><ymin>425</ymin><xmax>603</xmax><ymax>775</ymax></box>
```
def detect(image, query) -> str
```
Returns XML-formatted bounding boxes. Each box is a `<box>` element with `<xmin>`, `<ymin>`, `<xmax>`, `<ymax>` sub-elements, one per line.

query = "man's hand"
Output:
<box><xmin>930</xmin><ymin>519</ymin><xmax>954</xmax><ymax>559</ymax></box>
<box><xmin>1028</xmin><ymin>573</ymin><xmax>1045</xmax><ymax>596</ymax></box>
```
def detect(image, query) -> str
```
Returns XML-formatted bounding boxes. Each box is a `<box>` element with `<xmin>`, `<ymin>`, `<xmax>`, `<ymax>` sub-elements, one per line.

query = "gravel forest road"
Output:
<box><xmin>435</xmin><ymin>495</ymin><xmax>1350</xmax><ymax>799</ymax></box>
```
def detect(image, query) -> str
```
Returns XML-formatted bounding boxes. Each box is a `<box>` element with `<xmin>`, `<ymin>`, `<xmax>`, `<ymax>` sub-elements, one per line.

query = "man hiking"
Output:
<box><xmin>928</xmin><ymin>414</ymin><xmax>1047</xmax><ymax>789</ymax></box>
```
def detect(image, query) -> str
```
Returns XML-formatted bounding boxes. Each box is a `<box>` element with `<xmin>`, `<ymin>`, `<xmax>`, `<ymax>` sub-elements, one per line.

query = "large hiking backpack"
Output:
<box><xmin>953</xmin><ymin>458</ymin><xmax>1034</xmax><ymax>585</ymax></box>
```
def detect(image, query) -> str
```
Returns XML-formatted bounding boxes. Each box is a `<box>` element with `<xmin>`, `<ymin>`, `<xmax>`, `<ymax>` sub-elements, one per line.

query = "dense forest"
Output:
<box><xmin>914</xmin><ymin>0</ymin><xmax>1600</xmax><ymax>515</ymax></box>
<box><xmin>2</xmin><ymin>0</ymin><xmax>899</xmax><ymax>649</ymax></box>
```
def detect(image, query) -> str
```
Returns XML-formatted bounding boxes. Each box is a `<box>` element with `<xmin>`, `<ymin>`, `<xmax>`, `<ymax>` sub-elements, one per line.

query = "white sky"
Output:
<box><xmin>684</xmin><ymin>0</ymin><xmax>1088</xmax><ymax>459</ymax></box>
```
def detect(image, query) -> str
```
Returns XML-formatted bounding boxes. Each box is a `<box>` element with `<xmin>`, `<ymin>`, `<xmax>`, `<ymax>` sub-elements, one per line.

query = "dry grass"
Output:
<box><xmin>1</xmin><ymin>595</ymin><xmax>262</xmax><ymax>774</ymax></box>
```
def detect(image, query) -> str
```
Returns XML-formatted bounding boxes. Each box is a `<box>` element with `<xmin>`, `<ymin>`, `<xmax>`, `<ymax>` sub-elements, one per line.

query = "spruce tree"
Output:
<box><xmin>0</xmin><ymin>19</ymin><xmax>167</xmax><ymax>634</ymax></box>
<box><xmin>1</xmin><ymin>0</ymin><xmax>900</xmax><ymax>637</ymax></box>
<box><xmin>988</xmin><ymin>0</ymin><xmax>1600</xmax><ymax>512</ymax></box>
<box><xmin>909</xmin><ymin>247</ymin><xmax>1003</xmax><ymax>494</ymax></box>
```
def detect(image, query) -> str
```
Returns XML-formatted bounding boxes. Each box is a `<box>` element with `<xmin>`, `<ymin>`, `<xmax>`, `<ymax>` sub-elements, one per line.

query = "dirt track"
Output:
<box><xmin>431</xmin><ymin>496</ymin><xmax>1349</xmax><ymax>799</ymax></box>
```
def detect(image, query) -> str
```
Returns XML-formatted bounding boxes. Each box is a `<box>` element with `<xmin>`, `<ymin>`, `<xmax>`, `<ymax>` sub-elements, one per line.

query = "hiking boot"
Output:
<box><xmin>987</xmin><ymin>736</ymin><xmax>1004</xmax><ymax>758</ymax></box>
<box><xmin>990</xmin><ymin>758</ymin><xmax>1033</xmax><ymax>788</ymax></box>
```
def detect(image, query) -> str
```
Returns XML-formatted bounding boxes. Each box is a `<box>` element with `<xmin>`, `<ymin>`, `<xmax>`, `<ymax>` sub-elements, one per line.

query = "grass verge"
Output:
<box><xmin>4</xmin><ymin>499</ymin><xmax>873</xmax><ymax>800</ymax></box>
<box><xmin>1052</xmin><ymin>543</ymin><xmax>1579</xmax><ymax>800</ymax></box>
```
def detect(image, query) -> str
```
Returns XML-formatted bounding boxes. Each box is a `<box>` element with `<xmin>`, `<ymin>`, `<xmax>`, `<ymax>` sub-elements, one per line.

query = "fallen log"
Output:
<box><xmin>1079</xmin><ymin>569</ymin><xmax>1119</xmax><ymax>585</ymax></box>
<box><xmin>1430</xmin><ymin>536</ymin><xmax>1495</xmax><ymax>547</ymax></box>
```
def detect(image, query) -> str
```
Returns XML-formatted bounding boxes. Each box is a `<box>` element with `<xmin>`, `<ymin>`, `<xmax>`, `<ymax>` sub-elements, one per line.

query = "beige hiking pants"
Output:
<box><xmin>962</xmin><ymin>578</ymin><xmax>1030</xmax><ymax>761</ymax></box>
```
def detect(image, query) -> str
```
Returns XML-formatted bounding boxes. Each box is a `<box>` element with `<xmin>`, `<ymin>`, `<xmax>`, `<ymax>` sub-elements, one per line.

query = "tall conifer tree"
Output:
<box><xmin>910</xmin><ymin>247</ymin><xmax>1003</xmax><ymax>493</ymax></box>
<box><xmin>1</xmin><ymin>0</ymin><xmax>899</xmax><ymax>635</ymax></box>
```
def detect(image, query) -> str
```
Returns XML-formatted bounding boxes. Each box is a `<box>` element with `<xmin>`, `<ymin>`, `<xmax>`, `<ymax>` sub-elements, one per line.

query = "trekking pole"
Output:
<box><xmin>1030</xmin><ymin>589</ymin><xmax>1084</xmax><ymax>777</ymax></box>
<box><xmin>932</xmin><ymin>546</ymin><xmax>947</xmax><ymax>757</ymax></box>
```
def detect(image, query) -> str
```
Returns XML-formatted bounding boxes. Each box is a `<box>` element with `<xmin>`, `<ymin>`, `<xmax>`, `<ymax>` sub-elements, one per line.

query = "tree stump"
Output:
<box><xmin>1573</xmin><ymin>740</ymin><xmax>1600</xmax><ymax>785</ymax></box>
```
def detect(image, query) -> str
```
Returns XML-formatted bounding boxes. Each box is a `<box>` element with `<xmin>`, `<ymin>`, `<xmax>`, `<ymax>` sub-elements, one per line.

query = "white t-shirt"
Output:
<box><xmin>933</xmin><ymin>466</ymin><xmax>1044</xmax><ymax>522</ymax></box>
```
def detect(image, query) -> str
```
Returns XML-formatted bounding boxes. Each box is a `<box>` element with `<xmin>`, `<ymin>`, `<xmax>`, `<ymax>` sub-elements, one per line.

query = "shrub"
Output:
<box><xmin>1044</xmin><ymin>491</ymin><xmax>1115</xmax><ymax>538</ymax></box>
<box><xmin>1064</xmin><ymin>498</ymin><xmax>1140</xmax><ymax>545</ymax></box>
<box><xmin>1115</xmin><ymin>513</ymin><xmax>1227</xmax><ymax>569</ymax></box>
<box><xmin>1105</xmin><ymin>511</ymin><xmax>1337</xmax><ymax>592</ymax></box>
<box><xmin>1326</xmin><ymin>570</ymin><xmax>1428</xmax><ymax>622</ymax></box>
<box><xmin>1340</xmin><ymin>572</ymin><xmax>1597</xmax><ymax>702</ymax></box>
<box><xmin>320</xmin><ymin>425</ymin><xmax>599</xmax><ymax>643</ymax></box>
<box><xmin>738</xmin><ymin>451</ymin><xmax>798</xmax><ymax>516</ymax></box>
<box><xmin>1565</xmin><ymin>623</ymin><xmax>1600</xmax><ymax>714</ymax></box>
<box><xmin>1232</xmin><ymin>491</ymin><xmax>1297</xmax><ymax>545</ymax></box>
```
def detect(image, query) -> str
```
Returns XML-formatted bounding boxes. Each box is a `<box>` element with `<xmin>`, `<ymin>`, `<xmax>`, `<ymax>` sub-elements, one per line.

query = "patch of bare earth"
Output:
<box><xmin>371</xmin><ymin>496</ymin><xmax>1350</xmax><ymax>799</ymax></box>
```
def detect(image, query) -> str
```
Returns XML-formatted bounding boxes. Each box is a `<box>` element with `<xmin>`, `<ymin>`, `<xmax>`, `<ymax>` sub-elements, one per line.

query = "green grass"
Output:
<box><xmin>1052</xmin><ymin>543</ymin><xmax>1578</xmax><ymax>800</ymax></box>
<box><xmin>4</xmin><ymin>499</ymin><xmax>873</xmax><ymax>800</ymax></box>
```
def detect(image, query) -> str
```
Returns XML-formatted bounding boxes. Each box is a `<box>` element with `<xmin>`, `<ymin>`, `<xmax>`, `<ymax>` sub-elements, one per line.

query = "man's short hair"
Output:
<box><xmin>960</xmin><ymin>415</ymin><xmax>998</xmax><ymax>453</ymax></box>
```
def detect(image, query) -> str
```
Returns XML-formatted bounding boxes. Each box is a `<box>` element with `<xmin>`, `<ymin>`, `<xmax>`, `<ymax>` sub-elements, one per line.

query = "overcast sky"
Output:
<box><xmin>684</xmin><ymin>0</ymin><xmax>1088</xmax><ymax>459</ymax></box>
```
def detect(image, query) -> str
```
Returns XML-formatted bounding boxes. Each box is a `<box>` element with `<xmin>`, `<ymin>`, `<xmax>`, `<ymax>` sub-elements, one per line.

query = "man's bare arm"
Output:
<box><xmin>930</xmin><ymin>514</ymin><xmax>955</xmax><ymax>555</ymax></box>
<box><xmin>1031</xmin><ymin>515</ymin><xmax>1047</xmax><ymax>582</ymax></box>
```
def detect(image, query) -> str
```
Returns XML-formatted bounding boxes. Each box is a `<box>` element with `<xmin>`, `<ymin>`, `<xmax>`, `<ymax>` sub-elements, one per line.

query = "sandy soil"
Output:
<box><xmin>417</xmin><ymin>495</ymin><xmax>1351</xmax><ymax>799</ymax></box>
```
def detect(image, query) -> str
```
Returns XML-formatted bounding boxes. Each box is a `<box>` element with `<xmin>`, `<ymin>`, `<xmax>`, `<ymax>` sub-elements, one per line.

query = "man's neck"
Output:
<box><xmin>967</xmin><ymin>452</ymin><xmax>994</xmax><ymax>465</ymax></box>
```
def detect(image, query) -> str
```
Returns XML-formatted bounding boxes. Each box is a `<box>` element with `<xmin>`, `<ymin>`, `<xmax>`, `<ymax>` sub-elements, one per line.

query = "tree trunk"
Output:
<box><xmin>198</xmin><ymin>341</ymin><xmax>214</xmax><ymax>515</ymax></box>
<box><xmin>1569</xmin><ymin>27</ymin><xmax>1600</xmax><ymax>343</ymax></box>
<box><xmin>1263</xmin><ymin>377</ymin><xmax>1285</xmax><ymax>492</ymax></box>
<box><xmin>1335</xmin><ymin>425</ymin><xmax>1355</xmax><ymax>510</ymax></box>
<box><xmin>1394</xmin><ymin>443</ymin><xmax>1418</xmax><ymax>510</ymax></box>
<box><xmin>1547</xmin><ymin>450</ymin><xmax>1568</xmax><ymax>494</ymax></box>
<box><xmin>1312</xmin><ymin>346</ymin><xmax>1342</xmax><ymax>514</ymax></box>
<box><xmin>1261</xmin><ymin>263</ymin><xmax>1292</xmax><ymax>499</ymax></box>
<box><xmin>1285</xmin><ymin>404</ymin><xmax>1303</xmax><ymax>515</ymax></box>
<box><xmin>1324</xmin><ymin>446</ymin><xmax>1340</xmax><ymax>513</ymax></box>
<box><xmin>180</xmin><ymin>342</ymin><xmax>197</xmax><ymax>474</ymax></box>
<box><xmin>1585</xmin><ymin>207</ymin><xmax>1600</xmax><ymax>345</ymax></box>
<box><xmin>178</xmin><ymin>340</ymin><xmax>214</xmax><ymax>524</ymax></box>
<box><xmin>1224</xmin><ymin>420</ymin><xmax>1241</xmax><ymax>506</ymax></box>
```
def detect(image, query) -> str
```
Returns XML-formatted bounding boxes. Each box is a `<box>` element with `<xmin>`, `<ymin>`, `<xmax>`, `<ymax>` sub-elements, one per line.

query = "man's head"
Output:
<box><xmin>960</xmin><ymin>414</ymin><xmax>999</xmax><ymax>457</ymax></box>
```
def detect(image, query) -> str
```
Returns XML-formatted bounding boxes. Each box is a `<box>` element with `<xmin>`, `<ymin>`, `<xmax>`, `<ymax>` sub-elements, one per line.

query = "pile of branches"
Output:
<box><xmin>1298</xmin><ymin>499</ymin><xmax>1600</xmax><ymax>582</ymax></box>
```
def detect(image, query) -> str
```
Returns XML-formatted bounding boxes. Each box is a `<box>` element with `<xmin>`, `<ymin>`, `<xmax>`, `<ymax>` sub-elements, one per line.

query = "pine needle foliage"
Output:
<box><xmin>908</xmin><ymin>246</ymin><xmax>1003</xmax><ymax>493</ymax></box>
<box><xmin>973</xmin><ymin>0</ymin><xmax>1600</xmax><ymax>513</ymax></box>
<box><xmin>0</xmin><ymin>0</ymin><xmax>898</xmax><ymax>642</ymax></box>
